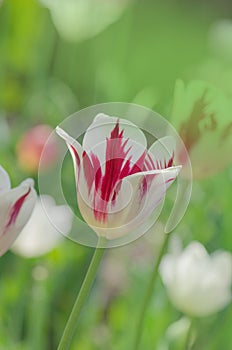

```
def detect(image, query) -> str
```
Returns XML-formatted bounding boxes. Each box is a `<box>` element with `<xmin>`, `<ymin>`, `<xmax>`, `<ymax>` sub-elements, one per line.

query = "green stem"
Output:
<box><xmin>133</xmin><ymin>233</ymin><xmax>170</xmax><ymax>350</ymax></box>
<box><xmin>57</xmin><ymin>240</ymin><xmax>105</xmax><ymax>350</ymax></box>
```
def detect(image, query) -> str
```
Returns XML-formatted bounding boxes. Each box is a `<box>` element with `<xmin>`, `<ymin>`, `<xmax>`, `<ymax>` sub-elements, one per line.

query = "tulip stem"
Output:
<box><xmin>57</xmin><ymin>239</ymin><xmax>105</xmax><ymax>350</ymax></box>
<box><xmin>133</xmin><ymin>233</ymin><xmax>170</xmax><ymax>350</ymax></box>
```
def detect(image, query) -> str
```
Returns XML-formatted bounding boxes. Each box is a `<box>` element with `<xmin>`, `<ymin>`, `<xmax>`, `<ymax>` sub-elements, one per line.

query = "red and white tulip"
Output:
<box><xmin>0</xmin><ymin>165</ymin><xmax>37</xmax><ymax>256</ymax></box>
<box><xmin>56</xmin><ymin>114</ymin><xmax>181</xmax><ymax>239</ymax></box>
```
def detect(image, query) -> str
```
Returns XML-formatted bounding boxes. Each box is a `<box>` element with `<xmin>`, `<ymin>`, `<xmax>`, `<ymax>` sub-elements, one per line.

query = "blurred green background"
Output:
<box><xmin>0</xmin><ymin>0</ymin><xmax>231</xmax><ymax>349</ymax></box>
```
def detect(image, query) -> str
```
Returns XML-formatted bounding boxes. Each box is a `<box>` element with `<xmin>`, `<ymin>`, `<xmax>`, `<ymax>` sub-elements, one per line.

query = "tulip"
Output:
<box><xmin>0</xmin><ymin>165</ymin><xmax>37</xmax><ymax>256</ymax></box>
<box><xmin>12</xmin><ymin>195</ymin><xmax>73</xmax><ymax>258</ymax></box>
<box><xmin>16</xmin><ymin>124</ymin><xmax>58</xmax><ymax>173</ymax></box>
<box><xmin>160</xmin><ymin>239</ymin><xmax>232</xmax><ymax>317</ymax></box>
<box><xmin>56</xmin><ymin>114</ymin><xmax>181</xmax><ymax>240</ymax></box>
<box><xmin>171</xmin><ymin>80</ymin><xmax>232</xmax><ymax>179</ymax></box>
<box><xmin>39</xmin><ymin>0</ymin><xmax>131</xmax><ymax>42</ymax></box>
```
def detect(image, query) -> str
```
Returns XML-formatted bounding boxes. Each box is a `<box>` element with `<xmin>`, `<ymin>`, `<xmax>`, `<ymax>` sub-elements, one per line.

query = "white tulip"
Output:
<box><xmin>39</xmin><ymin>0</ymin><xmax>131</xmax><ymax>42</ymax></box>
<box><xmin>160</xmin><ymin>239</ymin><xmax>232</xmax><ymax>317</ymax></box>
<box><xmin>12</xmin><ymin>195</ymin><xmax>73</xmax><ymax>258</ymax></box>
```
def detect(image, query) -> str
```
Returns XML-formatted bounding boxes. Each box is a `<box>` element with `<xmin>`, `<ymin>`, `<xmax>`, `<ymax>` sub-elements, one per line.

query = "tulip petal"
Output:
<box><xmin>0</xmin><ymin>165</ymin><xmax>11</xmax><ymax>193</ymax></box>
<box><xmin>0</xmin><ymin>179</ymin><xmax>37</xmax><ymax>256</ymax></box>
<box><xmin>83</xmin><ymin>113</ymin><xmax>147</xmax><ymax>166</ymax></box>
<box><xmin>56</xmin><ymin>126</ymin><xmax>83</xmax><ymax>181</ymax></box>
<box><xmin>82</xmin><ymin>166</ymin><xmax>181</xmax><ymax>239</ymax></box>
<box><xmin>12</xmin><ymin>195</ymin><xmax>73</xmax><ymax>258</ymax></box>
<box><xmin>211</xmin><ymin>251</ymin><xmax>232</xmax><ymax>287</ymax></box>
<box><xmin>146</xmin><ymin>136</ymin><xmax>175</xmax><ymax>170</ymax></box>
<box><xmin>118</xmin><ymin>166</ymin><xmax>182</xmax><ymax>230</ymax></box>
<box><xmin>84</xmin><ymin>113</ymin><xmax>147</xmax><ymax>149</ymax></box>
<box><xmin>79</xmin><ymin>114</ymin><xmax>148</xmax><ymax>206</ymax></box>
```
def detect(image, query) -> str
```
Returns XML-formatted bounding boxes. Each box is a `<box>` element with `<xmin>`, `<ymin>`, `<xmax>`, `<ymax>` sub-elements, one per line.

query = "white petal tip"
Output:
<box><xmin>162</xmin><ymin>165</ymin><xmax>182</xmax><ymax>175</ymax></box>
<box><xmin>56</xmin><ymin>126</ymin><xmax>66</xmax><ymax>139</ymax></box>
<box><xmin>174</xmin><ymin>165</ymin><xmax>182</xmax><ymax>173</ymax></box>
<box><xmin>20</xmin><ymin>178</ymin><xmax>35</xmax><ymax>188</ymax></box>
<box><xmin>94</xmin><ymin>113</ymin><xmax>111</xmax><ymax>122</ymax></box>
<box><xmin>55</xmin><ymin>127</ymin><xmax>80</xmax><ymax>149</ymax></box>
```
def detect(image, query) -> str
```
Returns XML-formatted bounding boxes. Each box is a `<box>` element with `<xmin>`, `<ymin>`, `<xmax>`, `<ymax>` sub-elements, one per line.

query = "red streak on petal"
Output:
<box><xmin>70</xmin><ymin>145</ymin><xmax>80</xmax><ymax>167</ymax></box>
<box><xmin>141</xmin><ymin>177</ymin><xmax>148</xmax><ymax>198</ymax></box>
<box><xmin>145</xmin><ymin>151</ymin><xmax>174</xmax><ymax>171</ymax></box>
<box><xmin>82</xmin><ymin>150</ymin><xmax>102</xmax><ymax>194</ymax></box>
<box><xmin>141</xmin><ymin>151</ymin><xmax>174</xmax><ymax>198</ymax></box>
<box><xmin>82</xmin><ymin>151</ymin><xmax>94</xmax><ymax>194</ymax></box>
<box><xmin>91</xmin><ymin>153</ymin><xmax>102</xmax><ymax>191</ymax></box>
<box><xmin>166</xmin><ymin>153</ymin><xmax>174</xmax><ymax>168</ymax></box>
<box><xmin>70</xmin><ymin>145</ymin><xmax>80</xmax><ymax>184</ymax></box>
<box><xmin>165</xmin><ymin>177</ymin><xmax>175</xmax><ymax>184</ymax></box>
<box><xmin>92</xmin><ymin>120</ymin><xmax>147</xmax><ymax>222</ymax></box>
<box><xmin>100</xmin><ymin>120</ymin><xmax>130</xmax><ymax>203</ymax></box>
<box><xmin>119</xmin><ymin>157</ymin><xmax>132</xmax><ymax>179</ymax></box>
<box><xmin>86</xmin><ymin>120</ymin><xmax>174</xmax><ymax>223</ymax></box>
<box><xmin>145</xmin><ymin>154</ymin><xmax>155</xmax><ymax>170</ymax></box>
<box><xmin>129</xmin><ymin>151</ymin><xmax>146</xmax><ymax>175</ymax></box>
<box><xmin>4</xmin><ymin>188</ymin><xmax>31</xmax><ymax>235</ymax></box>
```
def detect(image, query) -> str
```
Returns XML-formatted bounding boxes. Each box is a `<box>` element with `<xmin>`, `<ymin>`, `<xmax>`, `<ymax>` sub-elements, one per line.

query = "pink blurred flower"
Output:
<box><xmin>0</xmin><ymin>165</ymin><xmax>37</xmax><ymax>256</ymax></box>
<box><xmin>16</xmin><ymin>124</ymin><xmax>58</xmax><ymax>173</ymax></box>
<box><xmin>56</xmin><ymin>114</ymin><xmax>181</xmax><ymax>239</ymax></box>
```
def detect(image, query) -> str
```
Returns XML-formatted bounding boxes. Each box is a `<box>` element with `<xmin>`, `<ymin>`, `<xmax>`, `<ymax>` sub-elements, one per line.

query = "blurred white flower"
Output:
<box><xmin>209</xmin><ymin>19</ymin><xmax>232</xmax><ymax>61</ymax></box>
<box><xmin>39</xmin><ymin>0</ymin><xmax>131</xmax><ymax>42</ymax></box>
<box><xmin>160</xmin><ymin>239</ymin><xmax>232</xmax><ymax>317</ymax></box>
<box><xmin>12</xmin><ymin>195</ymin><xmax>73</xmax><ymax>258</ymax></box>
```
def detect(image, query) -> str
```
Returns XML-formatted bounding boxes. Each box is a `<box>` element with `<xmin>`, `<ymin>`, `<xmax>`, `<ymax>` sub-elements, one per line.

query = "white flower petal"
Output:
<box><xmin>12</xmin><ymin>195</ymin><xmax>73</xmax><ymax>258</ymax></box>
<box><xmin>56</xmin><ymin>126</ymin><xmax>82</xmax><ymax>180</ymax></box>
<box><xmin>0</xmin><ymin>165</ymin><xmax>11</xmax><ymax>193</ymax></box>
<box><xmin>211</xmin><ymin>251</ymin><xmax>232</xmax><ymax>286</ymax></box>
<box><xmin>121</xmin><ymin>166</ymin><xmax>181</xmax><ymax>227</ymax></box>
<box><xmin>80</xmin><ymin>166</ymin><xmax>181</xmax><ymax>239</ymax></box>
<box><xmin>0</xmin><ymin>180</ymin><xmax>37</xmax><ymax>256</ymax></box>
<box><xmin>147</xmin><ymin>136</ymin><xmax>176</xmax><ymax>170</ymax></box>
<box><xmin>82</xmin><ymin>113</ymin><xmax>147</xmax><ymax>166</ymax></box>
<box><xmin>160</xmin><ymin>255</ymin><xmax>177</xmax><ymax>286</ymax></box>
